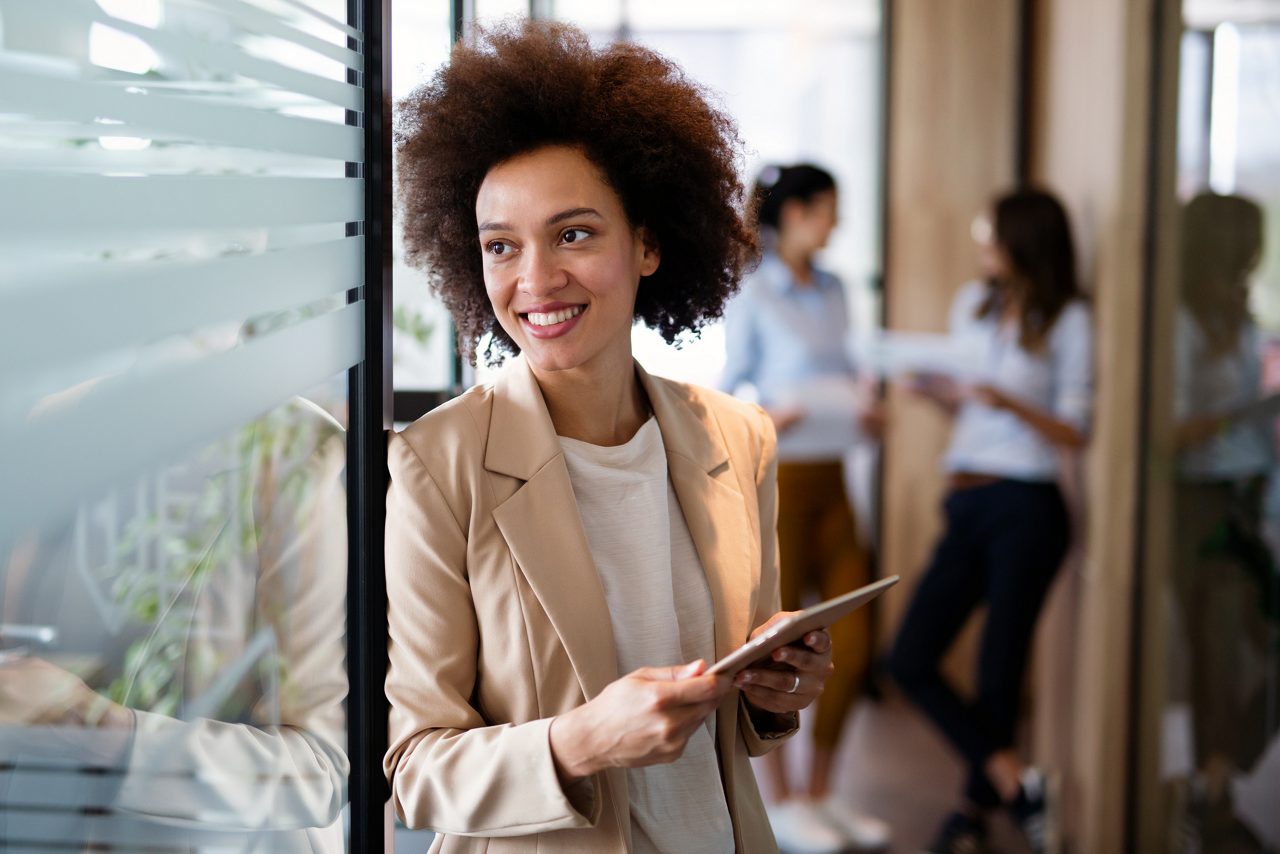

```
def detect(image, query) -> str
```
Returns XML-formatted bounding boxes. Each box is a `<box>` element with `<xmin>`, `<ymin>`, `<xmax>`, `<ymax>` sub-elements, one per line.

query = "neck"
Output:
<box><xmin>994</xmin><ymin>276</ymin><xmax>1027</xmax><ymax>319</ymax></box>
<box><xmin>532</xmin><ymin>349</ymin><xmax>650</xmax><ymax>446</ymax></box>
<box><xmin>775</xmin><ymin>238</ymin><xmax>814</xmax><ymax>285</ymax></box>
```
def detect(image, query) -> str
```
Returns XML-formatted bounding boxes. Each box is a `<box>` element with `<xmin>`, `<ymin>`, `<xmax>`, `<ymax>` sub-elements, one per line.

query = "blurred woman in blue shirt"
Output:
<box><xmin>888</xmin><ymin>188</ymin><xmax>1092</xmax><ymax>854</ymax></box>
<box><xmin>722</xmin><ymin>164</ymin><xmax>889</xmax><ymax>854</ymax></box>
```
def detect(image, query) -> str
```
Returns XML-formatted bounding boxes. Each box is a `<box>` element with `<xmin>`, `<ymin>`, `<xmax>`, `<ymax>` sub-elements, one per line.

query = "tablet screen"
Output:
<box><xmin>705</xmin><ymin>575</ymin><xmax>899</xmax><ymax>677</ymax></box>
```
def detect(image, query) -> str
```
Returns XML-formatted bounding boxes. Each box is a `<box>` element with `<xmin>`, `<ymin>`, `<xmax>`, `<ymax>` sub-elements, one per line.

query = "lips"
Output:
<box><xmin>518</xmin><ymin>303</ymin><xmax>587</xmax><ymax>340</ymax></box>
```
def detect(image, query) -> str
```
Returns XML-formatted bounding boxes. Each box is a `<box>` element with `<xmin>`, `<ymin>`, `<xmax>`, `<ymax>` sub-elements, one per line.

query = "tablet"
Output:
<box><xmin>705</xmin><ymin>575</ymin><xmax>899</xmax><ymax>676</ymax></box>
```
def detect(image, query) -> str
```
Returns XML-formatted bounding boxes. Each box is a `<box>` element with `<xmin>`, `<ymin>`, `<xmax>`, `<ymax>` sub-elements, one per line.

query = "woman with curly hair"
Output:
<box><xmin>384</xmin><ymin>20</ymin><xmax>838</xmax><ymax>852</ymax></box>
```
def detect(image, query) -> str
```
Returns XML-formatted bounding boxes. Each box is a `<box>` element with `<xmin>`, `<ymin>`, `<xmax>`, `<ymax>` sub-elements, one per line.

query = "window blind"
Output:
<box><xmin>0</xmin><ymin>0</ymin><xmax>366</xmax><ymax>548</ymax></box>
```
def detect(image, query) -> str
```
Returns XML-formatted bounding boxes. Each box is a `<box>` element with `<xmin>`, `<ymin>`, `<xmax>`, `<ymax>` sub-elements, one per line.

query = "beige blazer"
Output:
<box><xmin>384</xmin><ymin>357</ymin><xmax>795</xmax><ymax>853</ymax></box>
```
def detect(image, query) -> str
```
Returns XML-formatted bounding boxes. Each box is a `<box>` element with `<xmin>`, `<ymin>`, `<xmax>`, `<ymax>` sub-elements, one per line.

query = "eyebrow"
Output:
<box><xmin>477</xmin><ymin>207</ymin><xmax>604</xmax><ymax>233</ymax></box>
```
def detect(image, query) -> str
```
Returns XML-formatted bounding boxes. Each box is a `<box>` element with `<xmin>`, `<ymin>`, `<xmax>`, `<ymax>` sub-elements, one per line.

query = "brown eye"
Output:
<box><xmin>560</xmin><ymin>228</ymin><xmax>590</xmax><ymax>245</ymax></box>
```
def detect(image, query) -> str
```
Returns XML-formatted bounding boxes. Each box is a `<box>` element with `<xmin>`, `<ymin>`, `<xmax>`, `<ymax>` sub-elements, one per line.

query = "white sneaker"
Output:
<box><xmin>817</xmin><ymin>797</ymin><xmax>892</xmax><ymax>851</ymax></box>
<box><xmin>766</xmin><ymin>799</ymin><xmax>848</xmax><ymax>854</ymax></box>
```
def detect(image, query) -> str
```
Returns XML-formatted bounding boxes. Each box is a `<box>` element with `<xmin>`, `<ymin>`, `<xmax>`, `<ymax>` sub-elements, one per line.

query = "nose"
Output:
<box><xmin>518</xmin><ymin>245</ymin><xmax>568</xmax><ymax>297</ymax></box>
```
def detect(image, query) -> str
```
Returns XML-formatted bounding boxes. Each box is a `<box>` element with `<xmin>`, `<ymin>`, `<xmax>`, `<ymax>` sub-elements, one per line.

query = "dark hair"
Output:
<box><xmin>395</xmin><ymin>20</ymin><xmax>757</xmax><ymax>364</ymax></box>
<box><xmin>751</xmin><ymin>163</ymin><xmax>837</xmax><ymax>232</ymax></box>
<box><xmin>979</xmin><ymin>187</ymin><xmax>1080</xmax><ymax>351</ymax></box>
<box><xmin>1180</xmin><ymin>191</ymin><xmax>1264</xmax><ymax>358</ymax></box>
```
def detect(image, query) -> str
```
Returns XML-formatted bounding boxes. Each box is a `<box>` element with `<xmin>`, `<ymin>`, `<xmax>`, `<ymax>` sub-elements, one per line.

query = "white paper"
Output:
<box><xmin>852</xmin><ymin>330</ymin><xmax>985</xmax><ymax>379</ymax></box>
<box><xmin>774</xmin><ymin>377</ymin><xmax>862</xmax><ymax>458</ymax></box>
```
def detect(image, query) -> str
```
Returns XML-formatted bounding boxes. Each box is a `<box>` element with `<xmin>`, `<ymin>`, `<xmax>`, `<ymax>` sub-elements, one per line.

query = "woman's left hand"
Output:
<box><xmin>973</xmin><ymin>384</ymin><xmax>1016</xmax><ymax>411</ymax></box>
<box><xmin>733</xmin><ymin>612</ymin><xmax>834</xmax><ymax>714</ymax></box>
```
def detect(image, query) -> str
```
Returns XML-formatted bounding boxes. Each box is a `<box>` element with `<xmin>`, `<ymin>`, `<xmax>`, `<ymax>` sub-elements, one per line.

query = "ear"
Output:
<box><xmin>637</xmin><ymin>227</ymin><xmax>661</xmax><ymax>278</ymax></box>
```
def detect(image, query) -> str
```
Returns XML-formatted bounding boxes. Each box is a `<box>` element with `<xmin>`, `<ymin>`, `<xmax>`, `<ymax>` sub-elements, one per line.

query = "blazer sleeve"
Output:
<box><xmin>737</xmin><ymin>405</ymin><xmax>800</xmax><ymax>755</ymax></box>
<box><xmin>383</xmin><ymin>432</ymin><xmax>601</xmax><ymax>836</ymax></box>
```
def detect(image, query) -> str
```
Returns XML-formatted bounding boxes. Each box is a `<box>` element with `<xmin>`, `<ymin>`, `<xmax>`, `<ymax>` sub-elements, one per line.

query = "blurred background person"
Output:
<box><xmin>1170</xmin><ymin>191</ymin><xmax>1278</xmax><ymax>853</ymax></box>
<box><xmin>722</xmin><ymin>163</ymin><xmax>890</xmax><ymax>853</ymax></box>
<box><xmin>887</xmin><ymin>188</ymin><xmax>1092</xmax><ymax>854</ymax></box>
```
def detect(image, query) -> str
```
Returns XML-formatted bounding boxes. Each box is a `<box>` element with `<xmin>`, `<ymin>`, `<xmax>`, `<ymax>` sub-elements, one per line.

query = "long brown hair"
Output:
<box><xmin>977</xmin><ymin>188</ymin><xmax>1080</xmax><ymax>351</ymax></box>
<box><xmin>1180</xmin><ymin>192</ymin><xmax>1263</xmax><ymax>359</ymax></box>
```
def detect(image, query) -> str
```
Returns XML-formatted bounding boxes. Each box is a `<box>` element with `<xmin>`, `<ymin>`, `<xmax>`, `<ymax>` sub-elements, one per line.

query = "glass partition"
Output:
<box><xmin>1138</xmin><ymin>3</ymin><xmax>1280</xmax><ymax>850</ymax></box>
<box><xmin>0</xmin><ymin>0</ymin><xmax>370</xmax><ymax>849</ymax></box>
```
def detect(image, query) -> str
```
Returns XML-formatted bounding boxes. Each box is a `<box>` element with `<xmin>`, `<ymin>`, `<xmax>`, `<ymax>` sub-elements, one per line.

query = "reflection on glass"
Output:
<box><xmin>0</xmin><ymin>371</ymin><xmax>355</xmax><ymax>839</ymax></box>
<box><xmin>0</xmin><ymin>387</ymin><xmax>349</xmax><ymax>850</ymax></box>
<box><xmin>1167</xmin><ymin>191</ymin><xmax>1278</xmax><ymax>851</ymax></box>
<box><xmin>1149</xmin><ymin>8</ymin><xmax>1280</xmax><ymax>853</ymax></box>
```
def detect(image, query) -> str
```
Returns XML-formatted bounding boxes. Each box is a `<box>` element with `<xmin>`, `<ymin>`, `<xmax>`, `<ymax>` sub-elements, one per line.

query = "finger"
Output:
<box><xmin>749</xmin><ymin>611</ymin><xmax>798</xmax><ymax>641</ymax></box>
<box><xmin>802</xmin><ymin>630</ymin><xmax>832</xmax><ymax>655</ymax></box>
<box><xmin>733</xmin><ymin>667</ymin><xmax>805</xmax><ymax>695</ymax></box>
<box><xmin>660</xmin><ymin>672</ymin><xmax>727</xmax><ymax>706</ymax></box>
<box><xmin>769</xmin><ymin>645</ymin><xmax>828</xmax><ymax>673</ymax></box>
<box><xmin>673</xmin><ymin>697</ymin><xmax>723</xmax><ymax>730</ymax></box>
<box><xmin>635</xmin><ymin>659</ymin><xmax>705</xmax><ymax>683</ymax></box>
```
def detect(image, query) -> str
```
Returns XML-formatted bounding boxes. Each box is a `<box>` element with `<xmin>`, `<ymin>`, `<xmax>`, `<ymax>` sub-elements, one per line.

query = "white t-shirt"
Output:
<box><xmin>943</xmin><ymin>281</ymin><xmax>1094</xmax><ymax>480</ymax></box>
<box><xmin>559</xmin><ymin>417</ymin><xmax>734</xmax><ymax>854</ymax></box>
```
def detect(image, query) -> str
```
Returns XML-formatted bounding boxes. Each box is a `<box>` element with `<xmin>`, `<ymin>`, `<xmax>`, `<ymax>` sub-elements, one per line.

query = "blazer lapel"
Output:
<box><xmin>638</xmin><ymin>367</ymin><xmax>756</xmax><ymax>661</ymax></box>
<box><xmin>486</xmin><ymin>358</ymin><xmax>619</xmax><ymax>700</ymax></box>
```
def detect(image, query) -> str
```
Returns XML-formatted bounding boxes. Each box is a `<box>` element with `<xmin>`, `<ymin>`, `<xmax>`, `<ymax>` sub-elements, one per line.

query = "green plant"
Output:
<box><xmin>105</xmin><ymin>399</ymin><xmax>340</xmax><ymax>719</ymax></box>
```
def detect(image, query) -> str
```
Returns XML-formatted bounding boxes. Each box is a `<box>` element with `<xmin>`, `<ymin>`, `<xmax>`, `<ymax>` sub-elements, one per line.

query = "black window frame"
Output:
<box><xmin>347</xmin><ymin>0</ymin><xmax>393</xmax><ymax>851</ymax></box>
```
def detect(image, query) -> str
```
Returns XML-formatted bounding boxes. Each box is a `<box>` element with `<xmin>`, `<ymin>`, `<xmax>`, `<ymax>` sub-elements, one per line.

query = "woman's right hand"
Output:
<box><xmin>904</xmin><ymin>372</ymin><xmax>962</xmax><ymax>413</ymax></box>
<box><xmin>548</xmin><ymin>660</ymin><xmax>730</xmax><ymax>781</ymax></box>
<box><xmin>765</xmin><ymin>405</ymin><xmax>805</xmax><ymax>435</ymax></box>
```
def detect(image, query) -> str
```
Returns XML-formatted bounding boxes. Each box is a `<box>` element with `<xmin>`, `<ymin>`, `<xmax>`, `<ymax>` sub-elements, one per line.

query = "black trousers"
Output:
<box><xmin>889</xmin><ymin>478</ymin><xmax>1070</xmax><ymax>808</ymax></box>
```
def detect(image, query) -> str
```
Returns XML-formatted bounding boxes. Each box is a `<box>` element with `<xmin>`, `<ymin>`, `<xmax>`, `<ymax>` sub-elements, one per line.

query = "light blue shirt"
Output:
<box><xmin>720</xmin><ymin>252</ymin><xmax>858</xmax><ymax>461</ymax></box>
<box><xmin>721</xmin><ymin>252</ymin><xmax>855</xmax><ymax>403</ymax></box>
<box><xmin>943</xmin><ymin>281</ymin><xmax>1093</xmax><ymax>480</ymax></box>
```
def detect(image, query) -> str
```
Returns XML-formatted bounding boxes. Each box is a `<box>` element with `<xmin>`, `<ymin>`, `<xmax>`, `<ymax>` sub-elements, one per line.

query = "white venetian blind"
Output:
<box><xmin>0</xmin><ymin>0</ymin><xmax>367</xmax><ymax>547</ymax></box>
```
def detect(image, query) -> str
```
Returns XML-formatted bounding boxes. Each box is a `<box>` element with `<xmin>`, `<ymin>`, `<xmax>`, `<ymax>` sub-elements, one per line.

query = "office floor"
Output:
<box><xmin>766</xmin><ymin>696</ymin><xmax>1031</xmax><ymax>854</ymax></box>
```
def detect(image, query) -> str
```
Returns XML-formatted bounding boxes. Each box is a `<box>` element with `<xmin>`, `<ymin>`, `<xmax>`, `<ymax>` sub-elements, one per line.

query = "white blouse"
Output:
<box><xmin>559</xmin><ymin>418</ymin><xmax>734</xmax><ymax>854</ymax></box>
<box><xmin>943</xmin><ymin>281</ymin><xmax>1094</xmax><ymax>481</ymax></box>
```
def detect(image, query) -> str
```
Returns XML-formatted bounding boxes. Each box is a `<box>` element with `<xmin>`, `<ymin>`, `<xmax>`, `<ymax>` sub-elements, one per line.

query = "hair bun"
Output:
<box><xmin>757</xmin><ymin>165</ymin><xmax>781</xmax><ymax>189</ymax></box>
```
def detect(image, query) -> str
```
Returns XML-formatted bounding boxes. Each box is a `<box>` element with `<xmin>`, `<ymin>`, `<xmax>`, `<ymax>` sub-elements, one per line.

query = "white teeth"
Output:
<box><xmin>526</xmin><ymin>305</ymin><xmax>583</xmax><ymax>327</ymax></box>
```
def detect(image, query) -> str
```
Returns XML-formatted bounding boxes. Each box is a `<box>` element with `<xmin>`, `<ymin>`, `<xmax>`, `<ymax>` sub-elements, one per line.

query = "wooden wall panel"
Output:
<box><xmin>1027</xmin><ymin>0</ymin><xmax>1160</xmax><ymax>850</ymax></box>
<box><xmin>880</xmin><ymin>0</ymin><xmax>1020</xmax><ymax>688</ymax></box>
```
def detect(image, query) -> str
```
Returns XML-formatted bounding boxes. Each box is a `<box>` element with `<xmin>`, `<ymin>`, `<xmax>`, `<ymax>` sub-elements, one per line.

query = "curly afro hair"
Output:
<box><xmin>396</xmin><ymin>19</ymin><xmax>758</xmax><ymax>365</ymax></box>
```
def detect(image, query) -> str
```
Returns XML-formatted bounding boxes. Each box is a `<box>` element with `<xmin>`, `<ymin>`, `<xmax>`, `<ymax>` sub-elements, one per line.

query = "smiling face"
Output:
<box><xmin>475</xmin><ymin>145</ymin><xmax>660</xmax><ymax>378</ymax></box>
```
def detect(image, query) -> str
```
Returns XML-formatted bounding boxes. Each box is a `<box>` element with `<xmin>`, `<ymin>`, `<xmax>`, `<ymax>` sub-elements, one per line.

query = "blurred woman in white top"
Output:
<box><xmin>887</xmin><ymin>188</ymin><xmax>1092</xmax><ymax>854</ymax></box>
